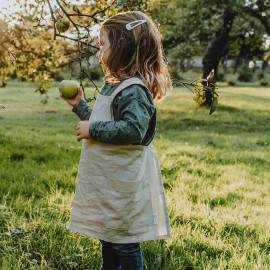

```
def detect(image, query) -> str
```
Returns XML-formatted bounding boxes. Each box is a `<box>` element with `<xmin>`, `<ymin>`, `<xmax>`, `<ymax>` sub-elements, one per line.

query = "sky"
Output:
<box><xmin>0</xmin><ymin>0</ymin><xmax>21</xmax><ymax>13</ymax></box>
<box><xmin>0</xmin><ymin>0</ymin><xmax>33</xmax><ymax>19</ymax></box>
<box><xmin>0</xmin><ymin>0</ymin><xmax>88</xmax><ymax>15</ymax></box>
<box><xmin>0</xmin><ymin>0</ymin><xmax>100</xmax><ymax>35</ymax></box>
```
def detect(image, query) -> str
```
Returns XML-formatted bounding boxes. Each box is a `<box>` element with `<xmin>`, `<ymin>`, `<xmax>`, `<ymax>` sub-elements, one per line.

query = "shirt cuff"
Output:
<box><xmin>72</xmin><ymin>99</ymin><xmax>87</xmax><ymax>114</ymax></box>
<box><xmin>89</xmin><ymin>121</ymin><xmax>97</xmax><ymax>140</ymax></box>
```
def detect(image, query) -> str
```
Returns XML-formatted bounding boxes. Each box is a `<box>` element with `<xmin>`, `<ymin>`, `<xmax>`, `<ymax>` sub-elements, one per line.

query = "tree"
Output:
<box><xmin>152</xmin><ymin>0</ymin><xmax>270</xmax><ymax>80</ymax></box>
<box><xmin>0</xmin><ymin>0</ymin><xmax>147</xmax><ymax>100</ymax></box>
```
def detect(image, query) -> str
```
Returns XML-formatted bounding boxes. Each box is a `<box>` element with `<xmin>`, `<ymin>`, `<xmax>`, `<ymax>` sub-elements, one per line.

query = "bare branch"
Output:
<box><xmin>47</xmin><ymin>0</ymin><xmax>57</xmax><ymax>40</ymax></box>
<box><xmin>55</xmin><ymin>0</ymin><xmax>86</xmax><ymax>97</ymax></box>
<box><xmin>69</xmin><ymin>13</ymin><xmax>102</xmax><ymax>22</ymax></box>
<box><xmin>34</xmin><ymin>0</ymin><xmax>47</xmax><ymax>28</ymax></box>
<box><xmin>80</xmin><ymin>69</ymin><xmax>100</xmax><ymax>102</ymax></box>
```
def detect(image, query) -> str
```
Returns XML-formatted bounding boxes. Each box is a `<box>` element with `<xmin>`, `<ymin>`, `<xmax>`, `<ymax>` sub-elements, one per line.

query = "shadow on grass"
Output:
<box><xmin>157</xmin><ymin>104</ymin><xmax>270</xmax><ymax>137</ymax></box>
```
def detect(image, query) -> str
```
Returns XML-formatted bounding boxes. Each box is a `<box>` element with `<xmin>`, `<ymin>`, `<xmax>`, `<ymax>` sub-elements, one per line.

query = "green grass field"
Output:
<box><xmin>0</xmin><ymin>80</ymin><xmax>270</xmax><ymax>269</ymax></box>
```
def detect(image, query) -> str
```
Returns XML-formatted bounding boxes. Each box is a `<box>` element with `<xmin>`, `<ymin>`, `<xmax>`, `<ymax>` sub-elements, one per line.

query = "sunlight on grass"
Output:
<box><xmin>0</xmin><ymin>81</ymin><xmax>270</xmax><ymax>269</ymax></box>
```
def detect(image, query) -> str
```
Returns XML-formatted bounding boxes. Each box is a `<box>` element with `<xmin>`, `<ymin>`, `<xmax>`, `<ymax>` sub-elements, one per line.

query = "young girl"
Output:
<box><xmin>61</xmin><ymin>11</ymin><xmax>171</xmax><ymax>270</ymax></box>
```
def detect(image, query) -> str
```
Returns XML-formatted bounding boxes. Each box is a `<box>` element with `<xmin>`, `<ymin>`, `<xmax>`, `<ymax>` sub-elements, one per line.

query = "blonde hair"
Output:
<box><xmin>100</xmin><ymin>11</ymin><xmax>172</xmax><ymax>101</ymax></box>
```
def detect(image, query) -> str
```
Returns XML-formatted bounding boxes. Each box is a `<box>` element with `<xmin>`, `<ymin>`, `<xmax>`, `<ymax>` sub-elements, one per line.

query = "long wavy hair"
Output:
<box><xmin>100</xmin><ymin>11</ymin><xmax>172</xmax><ymax>101</ymax></box>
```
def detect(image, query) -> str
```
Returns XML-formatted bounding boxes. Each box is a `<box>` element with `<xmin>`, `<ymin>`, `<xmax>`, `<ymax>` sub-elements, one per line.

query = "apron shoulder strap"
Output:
<box><xmin>110</xmin><ymin>76</ymin><xmax>156</xmax><ymax>146</ymax></box>
<box><xmin>110</xmin><ymin>77</ymin><xmax>147</xmax><ymax>100</ymax></box>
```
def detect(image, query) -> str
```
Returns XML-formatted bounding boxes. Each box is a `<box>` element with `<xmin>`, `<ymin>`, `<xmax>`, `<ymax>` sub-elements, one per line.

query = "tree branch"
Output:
<box><xmin>242</xmin><ymin>6</ymin><xmax>270</xmax><ymax>35</ymax></box>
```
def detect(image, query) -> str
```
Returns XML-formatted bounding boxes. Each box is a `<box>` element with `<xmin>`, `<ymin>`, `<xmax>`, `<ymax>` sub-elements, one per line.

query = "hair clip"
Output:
<box><xmin>125</xmin><ymin>19</ymin><xmax>147</xmax><ymax>30</ymax></box>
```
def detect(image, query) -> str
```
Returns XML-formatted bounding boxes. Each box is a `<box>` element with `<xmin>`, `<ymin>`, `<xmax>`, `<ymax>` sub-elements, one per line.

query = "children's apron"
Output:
<box><xmin>69</xmin><ymin>77</ymin><xmax>170</xmax><ymax>243</ymax></box>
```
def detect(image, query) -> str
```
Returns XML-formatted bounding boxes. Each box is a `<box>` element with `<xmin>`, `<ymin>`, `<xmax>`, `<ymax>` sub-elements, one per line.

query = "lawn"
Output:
<box><xmin>0</xmin><ymin>80</ymin><xmax>270</xmax><ymax>269</ymax></box>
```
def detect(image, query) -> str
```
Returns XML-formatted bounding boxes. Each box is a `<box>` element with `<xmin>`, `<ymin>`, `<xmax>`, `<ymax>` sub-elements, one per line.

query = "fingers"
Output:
<box><xmin>76</xmin><ymin>134</ymin><xmax>82</xmax><ymax>142</ymax></box>
<box><xmin>75</xmin><ymin>121</ymin><xmax>90</xmax><ymax>142</ymax></box>
<box><xmin>76</xmin><ymin>122</ymin><xmax>81</xmax><ymax>141</ymax></box>
<box><xmin>76</xmin><ymin>129</ymin><xmax>82</xmax><ymax>141</ymax></box>
<box><xmin>77</xmin><ymin>86</ymin><xmax>83</xmax><ymax>95</ymax></box>
<box><xmin>60</xmin><ymin>94</ymin><xmax>68</xmax><ymax>101</ymax></box>
<box><xmin>76</xmin><ymin>121</ymin><xmax>83</xmax><ymax>141</ymax></box>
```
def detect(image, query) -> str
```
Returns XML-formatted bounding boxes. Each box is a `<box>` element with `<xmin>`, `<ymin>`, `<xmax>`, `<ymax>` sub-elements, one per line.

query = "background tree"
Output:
<box><xmin>0</xmin><ymin>0</ymin><xmax>150</xmax><ymax>99</ymax></box>
<box><xmin>153</xmin><ymin>0</ymin><xmax>270</xmax><ymax>80</ymax></box>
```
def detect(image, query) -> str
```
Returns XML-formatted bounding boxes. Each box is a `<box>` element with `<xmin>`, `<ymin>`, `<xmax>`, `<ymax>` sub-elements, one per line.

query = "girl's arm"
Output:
<box><xmin>72</xmin><ymin>99</ymin><xmax>92</xmax><ymax>121</ymax></box>
<box><xmin>89</xmin><ymin>85</ymin><xmax>155</xmax><ymax>145</ymax></box>
<box><xmin>61</xmin><ymin>87</ymin><xmax>92</xmax><ymax>120</ymax></box>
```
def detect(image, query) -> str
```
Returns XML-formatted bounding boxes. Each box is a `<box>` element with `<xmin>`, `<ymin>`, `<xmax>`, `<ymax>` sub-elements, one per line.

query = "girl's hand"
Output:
<box><xmin>60</xmin><ymin>87</ymin><xmax>83</xmax><ymax>107</ymax></box>
<box><xmin>76</xmin><ymin>121</ymin><xmax>90</xmax><ymax>141</ymax></box>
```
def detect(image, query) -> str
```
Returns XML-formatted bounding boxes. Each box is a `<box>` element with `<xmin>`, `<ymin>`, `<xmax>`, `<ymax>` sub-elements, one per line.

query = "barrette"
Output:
<box><xmin>126</xmin><ymin>19</ymin><xmax>147</xmax><ymax>30</ymax></box>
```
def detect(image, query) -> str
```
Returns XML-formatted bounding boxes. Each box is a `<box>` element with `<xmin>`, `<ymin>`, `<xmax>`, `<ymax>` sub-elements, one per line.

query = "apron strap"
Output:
<box><xmin>110</xmin><ymin>76</ymin><xmax>156</xmax><ymax>146</ymax></box>
<box><xmin>110</xmin><ymin>77</ymin><xmax>147</xmax><ymax>100</ymax></box>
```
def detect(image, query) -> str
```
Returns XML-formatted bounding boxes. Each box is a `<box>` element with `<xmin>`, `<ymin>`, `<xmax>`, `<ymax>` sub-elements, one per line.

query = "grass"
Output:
<box><xmin>0</xmin><ymin>80</ymin><xmax>270</xmax><ymax>269</ymax></box>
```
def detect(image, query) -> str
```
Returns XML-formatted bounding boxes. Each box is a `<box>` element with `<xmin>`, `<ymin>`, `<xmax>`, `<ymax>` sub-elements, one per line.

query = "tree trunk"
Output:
<box><xmin>202</xmin><ymin>10</ymin><xmax>236</xmax><ymax>79</ymax></box>
<box><xmin>202</xmin><ymin>10</ymin><xmax>236</xmax><ymax>105</ymax></box>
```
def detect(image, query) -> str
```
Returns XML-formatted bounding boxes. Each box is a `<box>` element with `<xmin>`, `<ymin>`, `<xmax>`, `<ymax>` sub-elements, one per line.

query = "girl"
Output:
<box><xmin>62</xmin><ymin>11</ymin><xmax>171</xmax><ymax>270</ymax></box>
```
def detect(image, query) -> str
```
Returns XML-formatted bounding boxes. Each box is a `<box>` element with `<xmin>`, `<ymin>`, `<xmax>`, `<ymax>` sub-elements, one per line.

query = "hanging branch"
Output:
<box><xmin>43</xmin><ymin>0</ymin><xmax>129</xmax><ymax>101</ymax></box>
<box><xmin>55</xmin><ymin>0</ymin><xmax>88</xmax><ymax>99</ymax></box>
<box><xmin>173</xmin><ymin>70</ymin><xmax>219</xmax><ymax>115</ymax></box>
<box><xmin>33</xmin><ymin>0</ymin><xmax>47</xmax><ymax>27</ymax></box>
<box><xmin>47</xmin><ymin>0</ymin><xmax>106</xmax><ymax>101</ymax></box>
<box><xmin>1</xmin><ymin>44</ymin><xmax>17</xmax><ymax>62</ymax></box>
<box><xmin>80</xmin><ymin>69</ymin><xmax>100</xmax><ymax>102</ymax></box>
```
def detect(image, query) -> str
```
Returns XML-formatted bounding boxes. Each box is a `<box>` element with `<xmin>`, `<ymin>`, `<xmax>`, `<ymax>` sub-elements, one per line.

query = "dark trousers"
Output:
<box><xmin>100</xmin><ymin>240</ymin><xmax>143</xmax><ymax>270</ymax></box>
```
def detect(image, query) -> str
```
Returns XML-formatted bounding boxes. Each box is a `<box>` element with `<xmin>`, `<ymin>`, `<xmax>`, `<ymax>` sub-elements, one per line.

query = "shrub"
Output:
<box><xmin>228</xmin><ymin>80</ymin><xmax>236</xmax><ymax>86</ymax></box>
<box><xmin>169</xmin><ymin>67</ymin><xmax>183</xmax><ymax>81</ymax></box>
<box><xmin>51</xmin><ymin>72</ymin><xmax>65</xmax><ymax>82</ymax></box>
<box><xmin>85</xmin><ymin>65</ymin><xmax>103</xmax><ymax>81</ymax></box>
<box><xmin>260</xmin><ymin>81</ymin><xmax>268</xmax><ymax>86</ymax></box>
<box><xmin>237</xmin><ymin>65</ymin><xmax>253</xmax><ymax>82</ymax></box>
<box><xmin>257</xmin><ymin>70</ymin><xmax>265</xmax><ymax>80</ymax></box>
<box><xmin>217</xmin><ymin>71</ymin><xmax>225</xmax><ymax>82</ymax></box>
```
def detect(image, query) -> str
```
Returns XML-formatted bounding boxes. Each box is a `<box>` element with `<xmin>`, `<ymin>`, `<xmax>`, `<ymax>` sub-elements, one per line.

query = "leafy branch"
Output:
<box><xmin>173</xmin><ymin>70</ymin><xmax>219</xmax><ymax>115</ymax></box>
<box><xmin>45</xmin><ymin>0</ymin><xmax>123</xmax><ymax>101</ymax></box>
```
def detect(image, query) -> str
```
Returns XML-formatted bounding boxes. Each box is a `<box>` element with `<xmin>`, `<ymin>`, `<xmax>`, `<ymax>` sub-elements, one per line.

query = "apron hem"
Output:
<box><xmin>68</xmin><ymin>225</ymin><xmax>171</xmax><ymax>244</ymax></box>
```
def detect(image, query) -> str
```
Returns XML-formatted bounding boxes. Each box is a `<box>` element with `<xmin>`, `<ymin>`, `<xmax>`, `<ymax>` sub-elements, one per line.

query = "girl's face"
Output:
<box><xmin>98</xmin><ymin>28</ymin><xmax>110</xmax><ymax>66</ymax></box>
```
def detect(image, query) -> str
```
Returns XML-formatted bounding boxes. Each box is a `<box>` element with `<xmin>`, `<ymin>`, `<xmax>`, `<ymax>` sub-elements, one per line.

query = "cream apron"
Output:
<box><xmin>69</xmin><ymin>77</ymin><xmax>170</xmax><ymax>243</ymax></box>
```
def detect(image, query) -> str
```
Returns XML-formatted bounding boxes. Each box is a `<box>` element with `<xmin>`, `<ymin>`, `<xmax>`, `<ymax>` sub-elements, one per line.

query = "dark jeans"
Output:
<box><xmin>100</xmin><ymin>240</ymin><xmax>143</xmax><ymax>270</ymax></box>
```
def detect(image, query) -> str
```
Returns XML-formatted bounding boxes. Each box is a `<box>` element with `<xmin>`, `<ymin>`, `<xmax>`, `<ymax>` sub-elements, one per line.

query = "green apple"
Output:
<box><xmin>59</xmin><ymin>80</ymin><xmax>79</xmax><ymax>98</ymax></box>
<box><xmin>55</xmin><ymin>18</ymin><xmax>70</xmax><ymax>33</ymax></box>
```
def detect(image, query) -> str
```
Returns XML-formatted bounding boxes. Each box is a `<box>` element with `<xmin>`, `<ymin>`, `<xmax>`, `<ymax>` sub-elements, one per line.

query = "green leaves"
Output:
<box><xmin>116</xmin><ymin>0</ymin><xmax>129</xmax><ymax>6</ymax></box>
<box><xmin>193</xmin><ymin>82</ymin><xmax>206</xmax><ymax>105</ymax></box>
<box><xmin>209</xmin><ymin>96</ymin><xmax>218</xmax><ymax>115</ymax></box>
<box><xmin>177</xmin><ymin>69</ymin><xmax>219</xmax><ymax>115</ymax></box>
<box><xmin>72</xmin><ymin>5</ymin><xmax>82</xmax><ymax>14</ymax></box>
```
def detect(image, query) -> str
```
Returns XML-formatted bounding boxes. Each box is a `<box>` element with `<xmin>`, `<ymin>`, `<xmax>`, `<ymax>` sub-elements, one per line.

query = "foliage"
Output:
<box><xmin>260</xmin><ymin>80</ymin><xmax>268</xmax><ymax>86</ymax></box>
<box><xmin>216</xmin><ymin>70</ymin><xmax>226</xmax><ymax>82</ymax></box>
<box><xmin>0</xmin><ymin>15</ymin><xmax>71</xmax><ymax>93</ymax></box>
<box><xmin>256</xmin><ymin>69</ymin><xmax>265</xmax><ymax>80</ymax></box>
<box><xmin>0</xmin><ymin>0</ymin><xmax>147</xmax><ymax>97</ymax></box>
<box><xmin>228</xmin><ymin>80</ymin><xmax>236</xmax><ymax>86</ymax></box>
<box><xmin>237</xmin><ymin>65</ymin><xmax>253</xmax><ymax>82</ymax></box>
<box><xmin>175</xmin><ymin>70</ymin><xmax>219</xmax><ymax>115</ymax></box>
<box><xmin>1</xmin><ymin>81</ymin><xmax>270</xmax><ymax>269</ymax></box>
<box><xmin>150</xmin><ymin>0</ymin><xmax>270</xmax><ymax>79</ymax></box>
<box><xmin>1</xmin><ymin>0</ymin><xmax>269</xmax><ymax>98</ymax></box>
